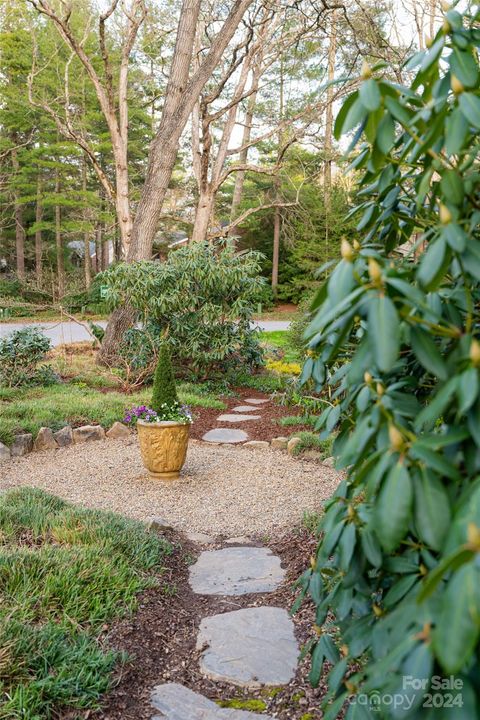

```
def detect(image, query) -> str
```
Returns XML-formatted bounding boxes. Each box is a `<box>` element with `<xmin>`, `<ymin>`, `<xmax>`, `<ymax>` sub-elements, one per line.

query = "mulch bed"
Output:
<box><xmin>77</xmin><ymin>529</ymin><xmax>327</xmax><ymax>720</ymax></box>
<box><xmin>190</xmin><ymin>388</ymin><xmax>312</xmax><ymax>442</ymax></box>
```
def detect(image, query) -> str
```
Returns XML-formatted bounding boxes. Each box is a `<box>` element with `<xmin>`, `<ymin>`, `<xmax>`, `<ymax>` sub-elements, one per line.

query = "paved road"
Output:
<box><xmin>0</xmin><ymin>319</ymin><xmax>291</xmax><ymax>346</ymax></box>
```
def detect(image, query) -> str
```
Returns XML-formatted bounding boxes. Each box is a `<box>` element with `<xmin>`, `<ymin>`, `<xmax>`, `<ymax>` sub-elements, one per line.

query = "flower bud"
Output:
<box><xmin>467</xmin><ymin>522</ymin><xmax>480</xmax><ymax>551</ymax></box>
<box><xmin>424</xmin><ymin>33</ymin><xmax>433</xmax><ymax>48</ymax></box>
<box><xmin>389</xmin><ymin>424</ymin><xmax>404</xmax><ymax>452</ymax></box>
<box><xmin>442</xmin><ymin>18</ymin><xmax>451</xmax><ymax>33</ymax></box>
<box><xmin>364</xmin><ymin>371</ymin><xmax>373</xmax><ymax>384</ymax></box>
<box><xmin>439</xmin><ymin>202</ymin><xmax>452</xmax><ymax>224</ymax></box>
<box><xmin>440</xmin><ymin>0</ymin><xmax>450</xmax><ymax>10</ymax></box>
<box><xmin>368</xmin><ymin>257</ymin><xmax>382</xmax><ymax>283</ymax></box>
<box><xmin>373</xmin><ymin>604</ymin><xmax>383</xmax><ymax>617</ymax></box>
<box><xmin>470</xmin><ymin>339</ymin><xmax>480</xmax><ymax>366</ymax></box>
<box><xmin>451</xmin><ymin>73</ymin><xmax>464</xmax><ymax>95</ymax></box>
<box><xmin>361</xmin><ymin>59</ymin><xmax>372</xmax><ymax>79</ymax></box>
<box><xmin>341</xmin><ymin>238</ymin><xmax>354</xmax><ymax>262</ymax></box>
<box><xmin>376</xmin><ymin>382</ymin><xmax>384</xmax><ymax>396</ymax></box>
<box><xmin>353</xmin><ymin>239</ymin><xmax>361</xmax><ymax>251</ymax></box>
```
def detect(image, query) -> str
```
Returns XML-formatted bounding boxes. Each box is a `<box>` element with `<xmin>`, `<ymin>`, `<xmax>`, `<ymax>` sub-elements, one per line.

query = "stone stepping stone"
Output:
<box><xmin>189</xmin><ymin>547</ymin><xmax>284</xmax><ymax>596</ymax></box>
<box><xmin>202</xmin><ymin>429</ymin><xmax>248</xmax><ymax>444</ymax></box>
<box><xmin>197</xmin><ymin>607</ymin><xmax>298</xmax><ymax>688</ymax></box>
<box><xmin>216</xmin><ymin>414</ymin><xmax>261</xmax><ymax>423</ymax></box>
<box><xmin>151</xmin><ymin>683</ymin><xmax>273</xmax><ymax>719</ymax></box>
<box><xmin>231</xmin><ymin>405</ymin><xmax>261</xmax><ymax>413</ymax></box>
<box><xmin>244</xmin><ymin>398</ymin><xmax>269</xmax><ymax>405</ymax></box>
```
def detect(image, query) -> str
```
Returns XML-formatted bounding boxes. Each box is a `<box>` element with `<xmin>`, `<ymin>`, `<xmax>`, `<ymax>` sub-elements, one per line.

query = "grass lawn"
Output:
<box><xmin>0</xmin><ymin>486</ymin><xmax>171</xmax><ymax>718</ymax></box>
<box><xmin>259</xmin><ymin>330</ymin><xmax>299</xmax><ymax>363</ymax></box>
<box><xmin>0</xmin><ymin>344</ymin><xmax>227</xmax><ymax>445</ymax></box>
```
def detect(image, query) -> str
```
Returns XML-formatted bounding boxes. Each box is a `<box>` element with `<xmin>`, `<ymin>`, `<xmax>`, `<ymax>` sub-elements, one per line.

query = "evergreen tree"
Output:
<box><xmin>151</xmin><ymin>344</ymin><xmax>178</xmax><ymax>413</ymax></box>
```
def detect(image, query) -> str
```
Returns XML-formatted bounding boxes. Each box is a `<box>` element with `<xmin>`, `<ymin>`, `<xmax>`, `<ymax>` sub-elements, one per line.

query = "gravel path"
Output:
<box><xmin>0</xmin><ymin>439</ymin><xmax>340</xmax><ymax>535</ymax></box>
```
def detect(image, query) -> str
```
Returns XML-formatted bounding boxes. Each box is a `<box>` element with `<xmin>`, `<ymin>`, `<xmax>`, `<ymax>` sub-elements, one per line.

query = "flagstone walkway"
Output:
<box><xmin>202</xmin><ymin>398</ymin><xmax>269</xmax><ymax>445</ymax></box>
<box><xmin>150</xmin><ymin>540</ymin><xmax>298</xmax><ymax>719</ymax></box>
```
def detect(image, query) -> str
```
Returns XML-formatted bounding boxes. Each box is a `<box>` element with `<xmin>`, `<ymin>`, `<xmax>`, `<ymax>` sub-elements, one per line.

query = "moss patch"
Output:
<box><xmin>216</xmin><ymin>698</ymin><xmax>267</xmax><ymax>711</ymax></box>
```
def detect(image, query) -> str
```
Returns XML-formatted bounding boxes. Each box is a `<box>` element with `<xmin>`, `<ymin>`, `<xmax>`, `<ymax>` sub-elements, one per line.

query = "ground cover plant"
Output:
<box><xmin>0</xmin><ymin>487</ymin><xmax>171</xmax><ymax>718</ymax></box>
<box><xmin>299</xmin><ymin>5</ymin><xmax>480</xmax><ymax>717</ymax></box>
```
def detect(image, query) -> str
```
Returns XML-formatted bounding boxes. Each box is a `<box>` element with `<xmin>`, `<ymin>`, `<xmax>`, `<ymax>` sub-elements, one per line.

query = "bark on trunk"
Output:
<box><xmin>229</xmin><ymin>65</ymin><xmax>261</xmax><ymax>227</ymax></box>
<box><xmin>191</xmin><ymin>190</ymin><xmax>215</xmax><ymax>243</ymax></box>
<box><xmin>95</xmin><ymin>222</ymin><xmax>102</xmax><ymax>273</ymax></box>
<box><xmin>11</xmin><ymin>148</ymin><xmax>25</xmax><ymax>281</ymax></box>
<box><xmin>324</xmin><ymin>10</ymin><xmax>337</xmax><ymax>213</ymax></box>
<box><xmin>55</xmin><ymin>171</ymin><xmax>65</xmax><ymax>298</ymax></box>
<box><xmin>35</xmin><ymin>175</ymin><xmax>43</xmax><ymax>284</ymax></box>
<box><xmin>272</xmin><ymin>201</ymin><xmax>280</xmax><ymax>290</ymax></box>
<box><xmin>82</xmin><ymin>155</ymin><xmax>92</xmax><ymax>288</ymax></box>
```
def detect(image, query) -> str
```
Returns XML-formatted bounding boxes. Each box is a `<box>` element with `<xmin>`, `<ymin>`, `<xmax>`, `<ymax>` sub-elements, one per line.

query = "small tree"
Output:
<box><xmin>151</xmin><ymin>344</ymin><xmax>178</xmax><ymax>413</ymax></box>
<box><xmin>299</xmin><ymin>4</ymin><xmax>480</xmax><ymax>718</ymax></box>
<box><xmin>104</xmin><ymin>240</ymin><xmax>265</xmax><ymax>377</ymax></box>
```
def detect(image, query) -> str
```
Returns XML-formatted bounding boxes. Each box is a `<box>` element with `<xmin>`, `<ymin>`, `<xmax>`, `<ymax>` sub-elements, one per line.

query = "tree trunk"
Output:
<box><xmin>55</xmin><ymin>170</ymin><xmax>65</xmax><ymax>298</ymax></box>
<box><xmin>191</xmin><ymin>189</ymin><xmax>215</xmax><ymax>242</ymax></box>
<box><xmin>324</xmin><ymin>10</ymin><xmax>337</xmax><ymax>212</ymax></box>
<box><xmin>100</xmin><ymin>0</ymin><xmax>254</xmax><ymax>362</ymax></box>
<box><xmin>272</xmin><ymin>202</ymin><xmax>280</xmax><ymax>291</ymax></box>
<box><xmin>35</xmin><ymin>174</ymin><xmax>43</xmax><ymax>284</ymax></box>
<box><xmin>229</xmin><ymin>63</ymin><xmax>261</xmax><ymax>227</ymax></box>
<box><xmin>82</xmin><ymin>155</ymin><xmax>92</xmax><ymax>288</ymax></box>
<box><xmin>95</xmin><ymin>220</ymin><xmax>103</xmax><ymax>273</ymax></box>
<box><xmin>272</xmin><ymin>57</ymin><xmax>284</xmax><ymax>293</ymax></box>
<box><xmin>11</xmin><ymin>148</ymin><xmax>25</xmax><ymax>281</ymax></box>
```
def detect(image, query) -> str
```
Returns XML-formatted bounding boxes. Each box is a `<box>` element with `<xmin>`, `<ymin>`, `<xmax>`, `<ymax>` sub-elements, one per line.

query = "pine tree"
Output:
<box><xmin>151</xmin><ymin>344</ymin><xmax>178</xmax><ymax>413</ymax></box>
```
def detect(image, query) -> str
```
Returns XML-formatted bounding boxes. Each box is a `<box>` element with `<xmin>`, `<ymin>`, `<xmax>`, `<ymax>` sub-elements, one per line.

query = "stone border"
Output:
<box><xmin>0</xmin><ymin>426</ymin><xmax>333</xmax><ymax>466</ymax></box>
<box><xmin>0</xmin><ymin>421</ymin><xmax>131</xmax><ymax>463</ymax></box>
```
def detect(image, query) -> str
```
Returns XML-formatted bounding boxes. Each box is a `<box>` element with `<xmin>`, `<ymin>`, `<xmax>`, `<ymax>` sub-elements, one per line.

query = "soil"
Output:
<box><xmin>76</xmin><ymin>528</ymin><xmax>327</xmax><ymax>720</ymax></box>
<box><xmin>190</xmin><ymin>388</ymin><xmax>312</xmax><ymax>442</ymax></box>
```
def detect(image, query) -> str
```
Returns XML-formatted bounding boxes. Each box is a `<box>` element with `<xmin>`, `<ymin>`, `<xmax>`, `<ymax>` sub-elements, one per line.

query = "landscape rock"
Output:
<box><xmin>323</xmin><ymin>456</ymin><xmax>335</xmax><ymax>467</ymax></box>
<box><xmin>243</xmin><ymin>440</ymin><xmax>269</xmax><ymax>449</ymax></box>
<box><xmin>54</xmin><ymin>426</ymin><xmax>73</xmax><ymax>447</ymax></box>
<box><xmin>231</xmin><ymin>405</ymin><xmax>262</xmax><ymax>413</ymax></box>
<box><xmin>185</xmin><ymin>531</ymin><xmax>214</xmax><ymax>544</ymax></box>
<box><xmin>197</xmin><ymin>606</ymin><xmax>299</xmax><ymax>688</ymax></box>
<box><xmin>287</xmin><ymin>436</ymin><xmax>302</xmax><ymax>455</ymax></box>
<box><xmin>202</xmin><ymin>429</ymin><xmax>248</xmax><ymax>444</ymax></box>
<box><xmin>216</xmin><ymin>414</ymin><xmax>261</xmax><ymax>423</ymax></box>
<box><xmin>34</xmin><ymin>427</ymin><xmax>59</xmax><ymax>452</ymax></box>
<box><xmin>106</xmin><ymin>421</ymin><xmax>130</xmax><ymax>439</ymax></box>
<box><xmin>73</xmin><ymin>425</ymin><xmax>105</xmax><ymax>443</ymax></box>
<box><xmin>225</xmin><ymin>536</ymin><xmax>252</xmax><ymax>544</ymax></box>
<box><xmin>244</xmin><ymin>398</ymin><xmax>269</xmax><ymax>405</ymax></box>
<box><xmin>147</xmin><ymin>517</ymin><xmax>174</xmax><ymax>532</ymax></box>
<box><xmin>271</xmin><ymin>436</ymin><xmax>288</xmax><ymax>450</ymax></box>
<box><xmin>0</xmin><ymin>442</ymin><xmax>11</xmax><ymax>462</ymax></box>
<box><xmin>11</xmin><ymin>433</ymin><xmax>33</xmax><ymax>457</ymax></box>
<box><xmin>189</xmin><ymin>546</ymin><xmax>284</xmax><ymax>596</ymax></box>
<box><xmin>151</xmin><ymin>683</ymin><xmax>273</xmax><ymax>719</ymax></box>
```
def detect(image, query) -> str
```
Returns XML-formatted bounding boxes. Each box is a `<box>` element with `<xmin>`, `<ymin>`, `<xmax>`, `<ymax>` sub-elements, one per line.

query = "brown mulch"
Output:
<box><xmin>78</xmin><ymin>529</ymin><xmax>326</xmax><ymax>720</ymax></box>
<box><xmin>190</xmin><ymin>388</ymin><xmax>312</xmax><ymax>442</ymax></box>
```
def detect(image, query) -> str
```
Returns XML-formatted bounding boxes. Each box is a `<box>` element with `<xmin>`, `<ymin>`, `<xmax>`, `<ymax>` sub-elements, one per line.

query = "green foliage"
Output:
<box><xmin>105</xmin><ymin>241</ymin><xmax>265</xmax><ymax>376</ymax></box>
<box><xmin>238</xmin><ymin>151</ymin><xmax>355</xmax><ymax>303</ymax></box>
<box><xmin>151</xmin><ymin>344</ymin><xmax>178</xmax><ymax>412</ymax></box>
<box><xmin>0</xmin><ymin>326</ymin><xmax>53</xmax><ymax>387</ymax></box>
<box><xmin>0</xmin><ymin>487</ymin><xmax>171</xmax><ymax>717</ymax></box>
<box><xmin>290</xmin><ymin>431</ymin><xmax>332</xmax><ymax>457</ymax></box>
<box><xmin>299</xmin><ymin>7</ymin><xmax>480</xmax><ymax>716</ymax></box>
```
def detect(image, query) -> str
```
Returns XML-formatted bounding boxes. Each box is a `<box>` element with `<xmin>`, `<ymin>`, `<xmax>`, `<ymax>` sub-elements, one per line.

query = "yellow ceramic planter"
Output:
<box><xmin>137</xmin><ymin>419</ymin><xmax>190</xmax><ymax>479</ymax></box>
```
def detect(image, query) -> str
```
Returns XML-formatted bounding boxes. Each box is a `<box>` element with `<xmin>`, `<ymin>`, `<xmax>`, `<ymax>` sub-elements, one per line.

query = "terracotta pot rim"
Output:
<box><xmin>137</xmin><ymin>419</ymin><xmax>191</xmax><ymax>428</ymax></box>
